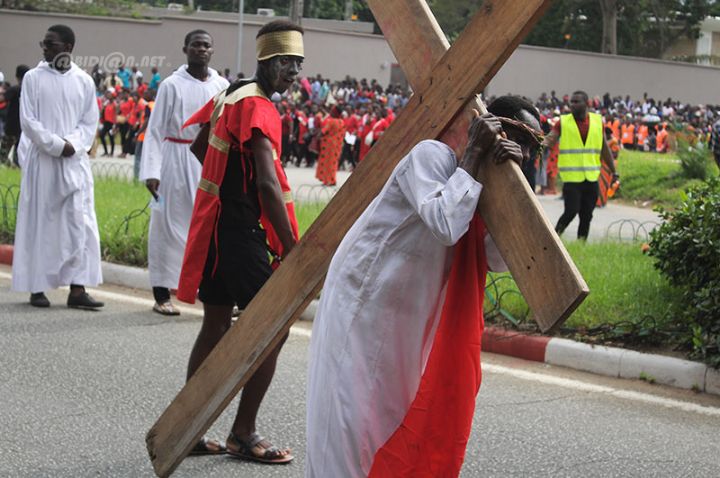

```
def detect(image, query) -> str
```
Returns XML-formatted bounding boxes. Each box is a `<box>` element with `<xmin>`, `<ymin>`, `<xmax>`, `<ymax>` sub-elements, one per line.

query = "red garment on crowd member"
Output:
<box><xmin>358</xmin><ymin>114</ymin><xmax>378</xmax><ymax>162</ymax></box>
<box><xmin>177</xmin><ymin>83</ymin><xmax>299</xmax><ymax>303</ymax></box>
<box><xmin>343</xmin><ymin>112</ymin><xmax>359</xmax><ymax>134</ymax></box>
<box><xmin>300</xmin><ymin>77</ymin><xmax>312</xmax><ymax>97</ymax></box>
<box><xmin>120</xmin><ymin>97</ymin><xmax>136</xmax><ymax>126</ymax></box>
<box><xmin>372</xmin><ymin>116</ymin><xmax>390</xmax><ymax>139</ymax></box>
<box><xmin>137</xmin><ymin>82</ymin><xmax>147</xmax><ymax>98</ymax></box>
<box><xmin>296</xmin><ymin>110</ymin><xmax>308</xmax><ymax>145</ymax></box>
<box><xmin>314</xmin><ymin>112</ymin><xmax>324</xmax><ymax>129</ymax></box>
<box><xmin>308</xmin><ymin>111</ymin><xmax>324</xmax><ymax>154</ymax></box>
<box><xmin>315</xmin><ymin>107</ymin><xmax>346</xmax><ymax>186</ymax></box>
<box><xmin>103</xmin><ymin>100</ymin><xmax>117</xmax><ymax>124</ymax></box>
<box><xmin>132</xmin><ymin>97</ymin><xmax>147</xmax><ymax>131</ymax></box>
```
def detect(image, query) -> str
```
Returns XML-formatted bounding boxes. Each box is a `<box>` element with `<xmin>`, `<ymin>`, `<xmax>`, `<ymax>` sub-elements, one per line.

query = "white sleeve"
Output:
<box><xmin>19</xmin><ymin>72</ymin><xmax>66</xmax><ymax>157</ymax></box>
<box><xmin>64</xmin><ymin>77</ymin><xmax>100</xmax><ymax>154</ymax></box>
<box><xmin>139</xmin><ymin>80</ymin><xmax>172</xmax><ymax>181</ymax></box>
<box><xmin>396</xmin><ymin>140</ymin><xmax>482</xmax><ymax>246</ymax></box>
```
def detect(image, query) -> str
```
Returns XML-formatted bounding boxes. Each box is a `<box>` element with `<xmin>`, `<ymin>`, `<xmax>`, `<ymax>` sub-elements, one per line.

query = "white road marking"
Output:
<box><xmin>3</xmin><ymin>270</ymin><xmax>717</xmax><ymax>416</ymax></box>
<box><xmin>0</xmin><ymin>271</ymin><xmax>311</xmax><ymax>338</ymax></box>
<box><xmin>483</xmin><ymin>364</ymin><xmax>720</xmax><ymax>417</ymax></box>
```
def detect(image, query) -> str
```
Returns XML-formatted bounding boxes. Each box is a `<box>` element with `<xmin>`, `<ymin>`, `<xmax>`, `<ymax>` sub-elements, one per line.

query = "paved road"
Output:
<box><xmin>1</xmin><ymin>267</ymin><xmax>719</xmax><ymax>477</ymax></box>
<box><xmin>92</xmin><ymin>157</ymin><xmax>659</xmax><ymax>242</ymax></box>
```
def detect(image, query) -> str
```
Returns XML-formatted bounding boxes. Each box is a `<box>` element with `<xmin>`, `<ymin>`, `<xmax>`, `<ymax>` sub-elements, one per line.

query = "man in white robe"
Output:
<box><xmin>307</xmin><ymin>96</ymin><xmax>544</xmax><ymax>477</ymax></box>
<box><xmin>13</xmin><ymin>24</ymin><xmax>103</xmax><ymax>309</ymax></box>
<box><xmin>139</xmin><ymin>30</ymin><xmax>228</xmax><ymax>315</ymax></box>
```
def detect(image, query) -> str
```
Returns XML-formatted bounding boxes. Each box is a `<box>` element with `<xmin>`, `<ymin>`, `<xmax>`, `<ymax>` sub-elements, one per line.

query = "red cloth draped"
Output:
<box><xmin>368</xmin><ymin>216</ymin><xmax>488</xmax><ymax>477</ymax></box>
<box><xmin>177</xmin><ymin>86</ymin><xmax>298</xmax><ymax>303</ymax></box>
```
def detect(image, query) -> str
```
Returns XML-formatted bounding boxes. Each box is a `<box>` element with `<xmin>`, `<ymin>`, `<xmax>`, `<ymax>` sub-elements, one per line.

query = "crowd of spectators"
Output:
<box><xmin>271</xmin><ymin>78</ymin><xmax>720</xmax><ymax>189</ymax></box>
<box><xmin>2</xmin><ymin>63</ymin><xmax>720</xmax><ymax>182</ymax></box>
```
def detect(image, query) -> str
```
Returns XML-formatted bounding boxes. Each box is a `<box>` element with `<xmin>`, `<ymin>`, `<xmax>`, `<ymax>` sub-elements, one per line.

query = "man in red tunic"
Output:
<box><xmin>176</xmin><ymin>20</ymin><xmax>304</xmax><ymax>464</ymax></box>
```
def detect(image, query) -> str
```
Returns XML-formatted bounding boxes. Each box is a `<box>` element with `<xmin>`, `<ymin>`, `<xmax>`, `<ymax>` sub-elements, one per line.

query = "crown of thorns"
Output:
<box><xmin>498</xmin><ymin>116</ymin><xmax>545</xmax><ymax>145</ymax></box>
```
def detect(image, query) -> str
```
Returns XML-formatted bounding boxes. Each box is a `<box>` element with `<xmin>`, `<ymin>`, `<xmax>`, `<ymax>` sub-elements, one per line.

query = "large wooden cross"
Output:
<box><xmin>146</xmin><ymin>1</ymin><xmax>588</xmax><ymax>476</ymax></box>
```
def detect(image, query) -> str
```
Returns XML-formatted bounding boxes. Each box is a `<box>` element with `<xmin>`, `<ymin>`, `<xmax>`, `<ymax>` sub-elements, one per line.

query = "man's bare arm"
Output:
<box><xmin>190</xmin><ymin>123</ymin><xmax>210</xmax><ymax>164</ymax></box>
<box><xmin>251</xmin><ymin>129</ymin><xmax>296</xmax><ymax>257</ymax></box>
<box><xmin>542</xmin><ymin>129</ymin><xmax>559</xmax><ymax>148</ymax></box>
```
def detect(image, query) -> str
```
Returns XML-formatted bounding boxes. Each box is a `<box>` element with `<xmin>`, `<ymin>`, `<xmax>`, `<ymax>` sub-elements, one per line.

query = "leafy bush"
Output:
<box><xmin>649</xmin><ymin>177</ymin><xmax>720</xmax><ymax>367</ymax></box>
<box><xmin>676</xmin><ymin>136</ymin><xmax>711</xmax><ymax>181</ymax></box>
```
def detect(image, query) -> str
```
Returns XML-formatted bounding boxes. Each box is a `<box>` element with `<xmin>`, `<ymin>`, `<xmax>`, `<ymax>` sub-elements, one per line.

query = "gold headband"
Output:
<box><xmin>256</xmin><ymin>30</ymin><xmax>304</xmax><ymax>61</ymax></box>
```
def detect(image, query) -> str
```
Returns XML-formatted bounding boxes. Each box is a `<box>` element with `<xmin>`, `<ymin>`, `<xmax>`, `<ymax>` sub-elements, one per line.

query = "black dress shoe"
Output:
<box><xmin>67</xmin><ymin>292</ymin><xmax>104</xmax><ymax>309</ymax></box>
<box><xmin>30</xmin><ymin>292</ymin><xmax>50</xmax><ymax>308</ymax></box>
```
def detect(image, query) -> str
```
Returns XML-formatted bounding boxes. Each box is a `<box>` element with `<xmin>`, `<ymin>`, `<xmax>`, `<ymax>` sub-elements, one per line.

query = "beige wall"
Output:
<box><xmin>0</xmin><ymin>9</ymin><xmax>397</xmax><ymax>84</ymax></box>
<box><xmin>487</xmin><ymin>44</ymin><xmax>720</xmax><ymax>105</ymax></box>
<box><xmin>3</xmin><ymin>10</ymin><xmax>720</xmax><ymax>106</ymax></box>
<box><xmin>713</xmin><ymin>32</ymin><xmax>720</xmax><ymax>57</ymax></box>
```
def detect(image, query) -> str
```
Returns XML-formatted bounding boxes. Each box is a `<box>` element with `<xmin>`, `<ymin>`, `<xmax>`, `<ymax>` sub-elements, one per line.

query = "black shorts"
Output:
<box><xmin>198</xmin><ymin>228</ymin><xmax>273</xmax><ymax>307</ymax></box>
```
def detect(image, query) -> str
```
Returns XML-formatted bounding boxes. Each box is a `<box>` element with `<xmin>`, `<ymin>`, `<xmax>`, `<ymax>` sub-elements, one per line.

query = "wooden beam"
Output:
<box><xmin>145</xmin><ymin>1</ymin><xmax>566</xmax><ymax>476</ymax></box>
<box><xmin>369</xmin><ymin>0</ymin><xmax>588</xmax><ymax>331</ymax></box>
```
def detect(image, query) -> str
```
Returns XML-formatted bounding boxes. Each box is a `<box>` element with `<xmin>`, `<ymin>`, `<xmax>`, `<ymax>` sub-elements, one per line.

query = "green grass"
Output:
<box><xmin>94</xmin><ymin>178</ymin><xmax>150</xmax><ymax>265</ymax></box>
<box><xmin>614</xmin><ymin>150</ymin><xmax>717</xmax><ymax>209</ymax></box>
<box><xmin>0</xmin><ymin>165</ymin><xmax>683</xmax><ymax>336</ymax></box>
<box><xmin>0</xmin><ymin>165</ymin><xmax>335</xmax><ymax>266</ymax></box>
<box><xmin>0</xmin><ymin>166</ymin><xmax>151</xmax><ymax>265</ymax></box>
<box><xmin>485</xmin><ymin>241</ymin><xmax>681</xmax><ymax>330</ymax></box>
<box><xmin>296</xmin><ymin>202</ymin><xmax>327</xmax><ymax>236</ymax></box>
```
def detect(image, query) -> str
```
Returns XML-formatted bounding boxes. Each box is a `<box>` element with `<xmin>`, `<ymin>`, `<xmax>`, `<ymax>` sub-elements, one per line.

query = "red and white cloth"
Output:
<box><xmin>306</xmin><ymin>140</ymin><xmax>506</xmax><ymax>477</ymax></box>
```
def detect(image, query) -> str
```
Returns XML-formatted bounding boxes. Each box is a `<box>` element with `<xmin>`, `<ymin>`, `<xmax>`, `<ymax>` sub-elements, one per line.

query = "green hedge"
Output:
<box><xmin>650</xmin><ymin>178</ymin><xmax>720</xmax><ymax>367</ymax></box>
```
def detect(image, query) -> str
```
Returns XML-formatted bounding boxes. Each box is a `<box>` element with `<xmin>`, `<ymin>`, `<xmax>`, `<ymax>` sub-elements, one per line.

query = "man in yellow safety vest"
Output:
<box><xmin>543</xmin><ymin>90</ymin><xmax>617</xmax><ymax>240</ymax></box>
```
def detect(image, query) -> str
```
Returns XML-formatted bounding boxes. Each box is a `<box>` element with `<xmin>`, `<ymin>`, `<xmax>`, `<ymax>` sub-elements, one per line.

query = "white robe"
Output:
<box><xmin>139</xmin><ymin>65</ymin><xmax>228</xmax><ymax>289</ymax></box>
<box><xmin>306</xmin><ymin>140</ymin><xmax>506</xmax><ymax>478</ymax></box>
<box><xmin>12</xmin><ymin>61</ymin><xmax>101</xmax><ymax>293</ymax></box>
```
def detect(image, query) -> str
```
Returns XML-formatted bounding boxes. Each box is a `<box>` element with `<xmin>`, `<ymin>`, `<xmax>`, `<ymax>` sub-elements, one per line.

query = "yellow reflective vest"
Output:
<box><xmin>558</xmin><ymin>112</ymin><xmax>603</xmax><ymax>182</ymax></box>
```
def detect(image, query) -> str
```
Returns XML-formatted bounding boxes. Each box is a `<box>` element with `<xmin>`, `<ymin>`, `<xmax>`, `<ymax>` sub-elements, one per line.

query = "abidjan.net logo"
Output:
<box><xmin>52</xmin><ymin>52</ymin><xmax>72</xmax><ymax>70</ymax></box>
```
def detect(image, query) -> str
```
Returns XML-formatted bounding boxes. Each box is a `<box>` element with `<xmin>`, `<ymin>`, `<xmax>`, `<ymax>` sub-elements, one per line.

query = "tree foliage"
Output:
<box><xmin>524</xmin><ymin>0</ymin><xmax>714</xmax><ymax>58</ymax></box>
<box><xmin>3</xmin><ymin>0</ymin><xmax>714</xmax><ymax>59</ymax></box>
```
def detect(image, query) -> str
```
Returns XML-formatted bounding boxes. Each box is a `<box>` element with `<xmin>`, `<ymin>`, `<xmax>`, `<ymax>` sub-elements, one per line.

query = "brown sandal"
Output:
<box><xmin>226</xmin><ymin>432</ymin><xmax>293</xmax><ymax>464</ymax></box>
<box><xmin>189</xmin><ymin>436</ymin><xmax>226</xmax><ymax>456</ymax></box>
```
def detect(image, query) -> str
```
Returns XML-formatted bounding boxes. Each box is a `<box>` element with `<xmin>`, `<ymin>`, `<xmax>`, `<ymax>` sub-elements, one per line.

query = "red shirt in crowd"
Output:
<box><xmin>344</xmin><ymin>113</ymin><xmax>359</xmax><ymax>134</ymax></box>
<box><xmin>296</xmin><ymin>110</ymin><xmax>308</xmax><ymax>144</ymax></box>
<box><xmin>552</xmin><ymin>114</ymin><xmax>590</xmax><ymax>143</ymax></box>
<box><xmin>103</xmin><ymin>101</ymin><xmax>117</xmax><ymax>124</ymax></box>
<box><xmin>120</xmin><ymin>98</ymin><xmax>136</xmax><ymax>125</ymax></box>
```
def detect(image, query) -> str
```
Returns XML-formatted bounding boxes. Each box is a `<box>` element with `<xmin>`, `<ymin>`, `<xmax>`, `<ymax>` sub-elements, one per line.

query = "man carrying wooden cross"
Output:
<box><xmin>306</xmin><ymin>96</ymin><xmax>544</xmax><ymax>478</ymax></box>
<box><xmin>174</xmin><ymin>20</ymin><xmax>304</xmax><ymax>463</ymax></box>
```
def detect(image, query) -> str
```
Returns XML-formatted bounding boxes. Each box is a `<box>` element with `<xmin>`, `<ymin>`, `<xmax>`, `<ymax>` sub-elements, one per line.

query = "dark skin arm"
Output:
<box><xmin>190</xmin><ymin>123</ymin><xmax>210</xmax><ymax>164</ymax></box>
<box><xmin>250</xmin><ymin>128</ymin><xmax>296</xmax><ymax>257</ymax></box>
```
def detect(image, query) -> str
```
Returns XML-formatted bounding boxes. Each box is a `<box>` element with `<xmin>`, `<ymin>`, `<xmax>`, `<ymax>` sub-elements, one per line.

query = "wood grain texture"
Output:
<box><xmin>145</xmin><ymin>1</ymin><xmax>572</xmax><ymax>476</ymax></box>
<box><xmin>369</xmin><ymin>0</ymin><xmax>588</xmax><ymax>331</ymax></box>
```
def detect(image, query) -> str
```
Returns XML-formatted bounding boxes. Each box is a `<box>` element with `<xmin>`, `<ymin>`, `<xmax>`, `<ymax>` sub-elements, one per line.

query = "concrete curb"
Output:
<box><xmin>1</xmin><ymin>244</ymin><xmax>717</xmax><ymax>396</ymax></box>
